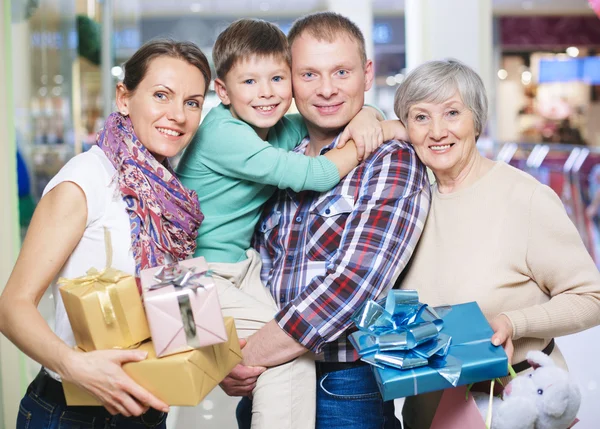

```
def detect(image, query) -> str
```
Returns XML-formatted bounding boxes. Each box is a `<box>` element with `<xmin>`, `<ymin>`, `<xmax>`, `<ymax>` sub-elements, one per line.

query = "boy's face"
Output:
<box><xmin>216</xmin><ymin>54</ymin><xmax>292</xmax><ymax>140</ymax></box>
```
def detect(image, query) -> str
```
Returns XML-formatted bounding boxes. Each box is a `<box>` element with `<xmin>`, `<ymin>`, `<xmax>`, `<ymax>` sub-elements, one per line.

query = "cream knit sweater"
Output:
<box><xmin>400</xmin><ymin>161</ymin><xmax>600</xmax><ymax>429</ymax></box>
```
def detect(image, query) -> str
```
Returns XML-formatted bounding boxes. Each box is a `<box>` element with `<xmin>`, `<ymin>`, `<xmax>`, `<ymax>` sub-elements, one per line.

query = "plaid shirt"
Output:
<box><xmin>254</xmin><ymin>136</ymin><xmax>431</xmax><ymax>362</ymax></box>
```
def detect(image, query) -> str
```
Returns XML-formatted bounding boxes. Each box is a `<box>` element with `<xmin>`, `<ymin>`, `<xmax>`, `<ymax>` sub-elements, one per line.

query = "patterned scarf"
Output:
<box><xmin>97</xmin><ymin>112</ymin><xmax>203</xmax><ymax>274</ymax></box>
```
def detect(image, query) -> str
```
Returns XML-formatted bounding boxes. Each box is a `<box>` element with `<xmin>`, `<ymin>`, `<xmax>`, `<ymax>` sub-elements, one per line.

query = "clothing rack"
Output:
<box><xmin>493</xmin><ymin>142</ymin><xmax>600</xmax><ymax>267</ymax></box>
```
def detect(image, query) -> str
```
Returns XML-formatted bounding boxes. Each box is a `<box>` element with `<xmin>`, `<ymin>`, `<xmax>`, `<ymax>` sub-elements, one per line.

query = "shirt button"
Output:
<box><xmin>295</xmin><ymin>216</ymin><xmax>302</xmax><ymax>223</ymax></box>
<box><xmin>325</xmin><ymin>209</ymin><xmax>331</xmax><ymax>215</ymax></box>
<box><xmin>286</xmin><ymin>254</ymin><xmax>294</xmax><ymax>261</ymax></box>
<box><xmin>280</xmin><ymin>296</ymin><xmax>286</xmax><ymax>303</ymax></box>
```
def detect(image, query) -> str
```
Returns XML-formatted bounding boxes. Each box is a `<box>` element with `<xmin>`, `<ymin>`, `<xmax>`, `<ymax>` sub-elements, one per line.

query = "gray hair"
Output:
<box><xmin>394</xmin><ymin>59</ymin><xmax>488</xmax><ymax>137</ymax></box>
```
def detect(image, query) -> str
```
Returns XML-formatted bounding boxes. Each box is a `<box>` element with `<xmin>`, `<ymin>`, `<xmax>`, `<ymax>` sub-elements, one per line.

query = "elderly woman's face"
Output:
<box><xmin>407</xmin><ymin>92</ymin><xmax>478</xmax><ymax>177</ymax></box>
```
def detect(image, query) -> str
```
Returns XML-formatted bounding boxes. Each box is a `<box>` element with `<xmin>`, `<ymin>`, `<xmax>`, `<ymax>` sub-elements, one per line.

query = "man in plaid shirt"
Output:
<box><xmin>222</xmin><ymin>12</ymin><xmax>431</xmax><ymax>429</ymax></box>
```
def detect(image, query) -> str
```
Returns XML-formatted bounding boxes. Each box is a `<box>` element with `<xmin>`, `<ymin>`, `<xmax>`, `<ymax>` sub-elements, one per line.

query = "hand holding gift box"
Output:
<box><xmin>350</xmin><ymin>290</ymin><xmax>508</xmax><ymax>400</ymax></box>
<box><xmin>58</xmin><ymin>231</ymin><xmax>150</xmax><ymax>351</ymax></box>
<box><xmin>140</xmin><ymin>257</ymin><xmax>227</xmax><ymax>357</ymax></box>
<box><xmin>63</xmin><ymin>317</ymin><xmax>242</xmax><ymax>406</ymax></box>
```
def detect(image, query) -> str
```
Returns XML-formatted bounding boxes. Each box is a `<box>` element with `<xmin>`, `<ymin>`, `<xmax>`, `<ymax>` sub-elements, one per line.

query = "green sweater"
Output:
<box><xmin>177</xmin><ymin>104</ymin><xmax>340</xmax><ymax>263</ymax></box>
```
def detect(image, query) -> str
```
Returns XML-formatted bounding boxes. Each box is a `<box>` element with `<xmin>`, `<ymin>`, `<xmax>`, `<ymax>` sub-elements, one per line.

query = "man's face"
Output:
<box><xmin>291</xmin><ymin>33</ymin><xmax>373</xmax><ymax>138</ymax></box>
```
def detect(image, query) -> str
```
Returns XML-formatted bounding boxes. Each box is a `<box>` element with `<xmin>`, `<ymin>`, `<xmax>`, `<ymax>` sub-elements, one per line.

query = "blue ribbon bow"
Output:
<box><xmin>350</xmin><ymin>290</ymin><xmax>462</xmax><ymax>387</ymax></box>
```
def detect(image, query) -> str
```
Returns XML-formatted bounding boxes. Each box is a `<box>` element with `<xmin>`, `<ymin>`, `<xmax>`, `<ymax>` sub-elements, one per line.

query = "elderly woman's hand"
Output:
<box><xmin>490</xmin><ymin>314</ymin><xmax>514</xmax><ymax>364</ymax></box>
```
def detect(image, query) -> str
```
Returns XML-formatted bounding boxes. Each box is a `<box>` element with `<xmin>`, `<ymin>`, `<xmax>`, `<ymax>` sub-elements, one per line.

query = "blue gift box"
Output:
<box><xmin>371</xmin><ymin>301</ymin><xmax>508</xmax><ymax>401</ymax></box>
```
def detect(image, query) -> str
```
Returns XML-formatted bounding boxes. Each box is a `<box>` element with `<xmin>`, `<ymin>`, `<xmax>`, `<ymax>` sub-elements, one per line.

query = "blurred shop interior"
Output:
<box><xmin>2</xmin><ymin>0</ymin><xmax>600</xmax><ymax>428</ymax></box>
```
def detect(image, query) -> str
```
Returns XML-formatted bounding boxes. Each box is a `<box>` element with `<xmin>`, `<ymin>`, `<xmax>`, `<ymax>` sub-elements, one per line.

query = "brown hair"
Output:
<box><xmin>213</xmin><ymin>19</ymin><xmax>290</xmax><ymax>80</ymax></box>
<box><xmin>122</xmin><ymin>39</ymin><xmax>211</xmax><ymax>93</ymax></box>
<box><xmin>287</xmin><ymin>12</ymin><xmax>367</xmax><ymax>65</ymax></box>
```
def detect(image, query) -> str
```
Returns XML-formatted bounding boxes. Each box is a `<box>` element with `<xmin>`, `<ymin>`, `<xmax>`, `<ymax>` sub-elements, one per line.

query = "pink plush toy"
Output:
<box><xmin>472</xmin><ymin>351</ymin><xmax>581</xmax><ymax>429</ymax></box>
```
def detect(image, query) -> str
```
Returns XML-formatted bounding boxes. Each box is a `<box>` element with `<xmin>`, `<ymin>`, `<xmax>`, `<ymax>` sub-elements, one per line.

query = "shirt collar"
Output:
<box><xmin>295</xmin><ymin>134</ymin><xmax>341</xmax><ymax>156</ymax></box>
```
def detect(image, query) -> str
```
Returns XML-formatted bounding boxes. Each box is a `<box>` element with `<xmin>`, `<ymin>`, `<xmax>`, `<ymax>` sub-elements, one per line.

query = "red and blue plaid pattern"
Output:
<box><xmin>255</xmin><ymin>136</ymin><xmax>431</xmax><ymax>362</ymax></box>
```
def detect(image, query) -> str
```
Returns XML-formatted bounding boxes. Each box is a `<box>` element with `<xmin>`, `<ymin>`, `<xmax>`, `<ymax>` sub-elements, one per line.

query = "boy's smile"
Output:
<box><xmin>215</xmin><ymin>54</ymin><xmax>293</xmax><ymax>140</ymax></box>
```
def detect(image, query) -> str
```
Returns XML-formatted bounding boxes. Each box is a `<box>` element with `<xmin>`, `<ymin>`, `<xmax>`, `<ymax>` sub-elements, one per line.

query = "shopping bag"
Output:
<box><xmin>430</xmin><ymin>385</ymin><xmax>487</xmax><ymax>429</ymax></box>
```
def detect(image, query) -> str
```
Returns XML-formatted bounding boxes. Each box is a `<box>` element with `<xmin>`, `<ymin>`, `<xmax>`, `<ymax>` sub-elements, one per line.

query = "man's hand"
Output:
<box><xmin>220</xmin><ymin>364</ymin><xmax>266</xmax><ymax>397</ymax></box>
<box><xmin>220</xmin><ymin>339</ymin><xmax>266</xmax><ymax>397</ymax></box>
<box><xmin>490</xmin><ymin>314</ymin><xmax>514</xmax><ymax>364</ymax></box>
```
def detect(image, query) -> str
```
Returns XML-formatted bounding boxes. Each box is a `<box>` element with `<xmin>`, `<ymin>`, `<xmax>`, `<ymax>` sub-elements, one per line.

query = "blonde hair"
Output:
<box><xmin>287</xmin><ymin>12</ymin><xmax>367</xmax><ymax>66</ymax></box>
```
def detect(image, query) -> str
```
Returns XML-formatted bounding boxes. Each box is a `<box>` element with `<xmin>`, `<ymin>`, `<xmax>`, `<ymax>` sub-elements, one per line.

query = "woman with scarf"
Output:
<box><xmin>0</xmin><ymin>39</ymin><xmax>210</xmax><ymax>429</ymax></box>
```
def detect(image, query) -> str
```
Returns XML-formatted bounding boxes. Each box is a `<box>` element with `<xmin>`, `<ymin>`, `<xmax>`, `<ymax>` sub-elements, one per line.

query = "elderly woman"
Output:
<box><xmin>394</xmin><ymin>59</ymin><xmax>600</xmax><ymax>429</ymax></box>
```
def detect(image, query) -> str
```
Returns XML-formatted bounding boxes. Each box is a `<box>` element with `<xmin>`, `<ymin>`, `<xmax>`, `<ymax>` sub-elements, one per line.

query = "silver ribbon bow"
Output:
<box><xmin>150</xmin><ymin>264</ymin><xmax>212</xmax><ymax>349</ymax></box>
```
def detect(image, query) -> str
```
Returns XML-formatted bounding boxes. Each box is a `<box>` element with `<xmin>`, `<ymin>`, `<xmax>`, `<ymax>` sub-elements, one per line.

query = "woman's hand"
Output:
<box><xmin>490</xmin><ymin>314</ymin><xmax>514</xmax><ymax>364</ymax></box>
<box><xmin>336</xmin><ymin>107</ymin><xmax>384</xmax><ymax>161</ymax></box>
<box><xmin>60</xmin><ymin>348</ymin><xmax>169</xmax><ymax>416</ymax></box>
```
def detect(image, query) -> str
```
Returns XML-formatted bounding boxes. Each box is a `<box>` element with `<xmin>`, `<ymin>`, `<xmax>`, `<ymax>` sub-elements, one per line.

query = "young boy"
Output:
<box><xmin>176</xmin><ymin>19</ymin><xmax>404</xmax><ymax>429</ymax></box>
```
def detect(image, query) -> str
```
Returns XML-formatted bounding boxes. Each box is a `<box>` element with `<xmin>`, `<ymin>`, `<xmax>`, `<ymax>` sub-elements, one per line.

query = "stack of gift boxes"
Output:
<box><xmin>59</xmin><ymin>257</ymin><xmax>242</xmax><ymax>406</ymax></box>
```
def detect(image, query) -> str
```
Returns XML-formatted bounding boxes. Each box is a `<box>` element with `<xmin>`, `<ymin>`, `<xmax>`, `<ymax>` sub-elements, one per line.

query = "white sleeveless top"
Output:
<box><xmin>43</xmin><ymin>146</ymin><xmax>136</xmax><ymax>380</ymax></box>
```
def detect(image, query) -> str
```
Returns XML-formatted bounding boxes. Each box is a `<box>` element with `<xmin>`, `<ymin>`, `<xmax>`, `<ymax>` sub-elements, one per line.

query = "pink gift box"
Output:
<box><xmin>140</xmin><ymin>257</ymin><xmax>227</xmax><ymax>357</ymax></box>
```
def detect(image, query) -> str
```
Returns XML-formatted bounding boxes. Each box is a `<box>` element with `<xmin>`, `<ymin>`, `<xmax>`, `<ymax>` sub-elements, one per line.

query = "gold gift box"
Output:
<box><xmin>59</xmin><ymin>268</ymin><xmax>151</xmax><ymax>351</ymax></box>
<box><xmin>63</xmin><ymin>317</ymin><xmax>242</xmax><ymax>406</ymax></box>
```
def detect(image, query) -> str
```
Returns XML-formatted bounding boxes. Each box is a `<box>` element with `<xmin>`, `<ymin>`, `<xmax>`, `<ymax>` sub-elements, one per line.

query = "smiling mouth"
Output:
<box><xmin>430</xmin><ymin>144</ymin><xmax>454</xmax><ymax>151</ymax></box>
<box><xmin>253</xmin><ymin>104</ymin><xmax>279</xmax><ymax>112</ymax></box>
<box><xmin>157</xmin><ymin>127</ymin><xmax>182</xmax><ymax>137</ymax></box>
<box><xmin>315</xmin><ymin>103</ymin><xmax>343</xmax><ymax>114</ymax></box>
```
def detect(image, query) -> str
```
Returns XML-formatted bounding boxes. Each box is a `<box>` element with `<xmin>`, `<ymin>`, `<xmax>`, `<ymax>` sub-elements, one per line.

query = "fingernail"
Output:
<box><xmin>492</xmin><ymin>338</ymin><xmax>500</xmax><ymax>346</ymax></box>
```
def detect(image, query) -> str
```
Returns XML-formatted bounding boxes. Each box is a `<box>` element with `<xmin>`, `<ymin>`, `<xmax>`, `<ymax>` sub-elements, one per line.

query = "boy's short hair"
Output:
<box><xmin>287</xmin><ymin>12</ymin><xmax>367</xmax><ymax>66</ymax></box>
<box><xmin>213</xmin><ymin>19</ymin><xmax>290</xmax><ymax>79</ymax></box>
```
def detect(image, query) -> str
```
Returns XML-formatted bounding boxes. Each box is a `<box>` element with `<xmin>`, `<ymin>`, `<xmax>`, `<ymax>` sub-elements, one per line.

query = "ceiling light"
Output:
<box><xmin>521</xmin><ymin>70</ymin><xmax>532</xmax><ymax>85</ymax></box>
<box><xmin>386</xmin><ymin>76</ymin><xmax>396</xmax><ymax>86</ymax></box>
<box><xmin>522</xmin><ymin>1</ymin><xmax>534</xmax><ymax>10</ymax></box>
<box><xmin>497</xmin><ymin>69</ymin><xmax>508</xmax><ymax>80</ymax></box>
<box><xmin>111</xmin><ymin>66</ymin><xmax>123</xmax><ymax>77</ymax></box>
<box><xmin>394</xmin><ymin>73</ymin><xmax>404</xmax><ymax>84</ymax></box>
<box><xmin>566</xmin><ymin>47</ymin><xmax>579</xmax><ymax>57</ymax></box>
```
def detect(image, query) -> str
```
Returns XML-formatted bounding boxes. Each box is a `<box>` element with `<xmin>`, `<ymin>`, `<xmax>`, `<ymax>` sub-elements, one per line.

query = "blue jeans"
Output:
<box><xmin>16</xmin><ymin>384</ymin><xmax>167</xmax><ymax>429</ymax></box>
<box><xmin>236</xmin><ymin>364</ymin><xmax>401</xmax><ymax>429</ymax></box>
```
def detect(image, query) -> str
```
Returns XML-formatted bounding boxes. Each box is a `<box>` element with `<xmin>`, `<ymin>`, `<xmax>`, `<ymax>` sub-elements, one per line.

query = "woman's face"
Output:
<box><xmin>406</xmin><ymin>92</ymin><xmax>479</xmax><ymax>178</ymax></box>
<box><xmin>116</xmin><ymin>56</ymin><xmax>206</xmax><ymax>162</ymax></box>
